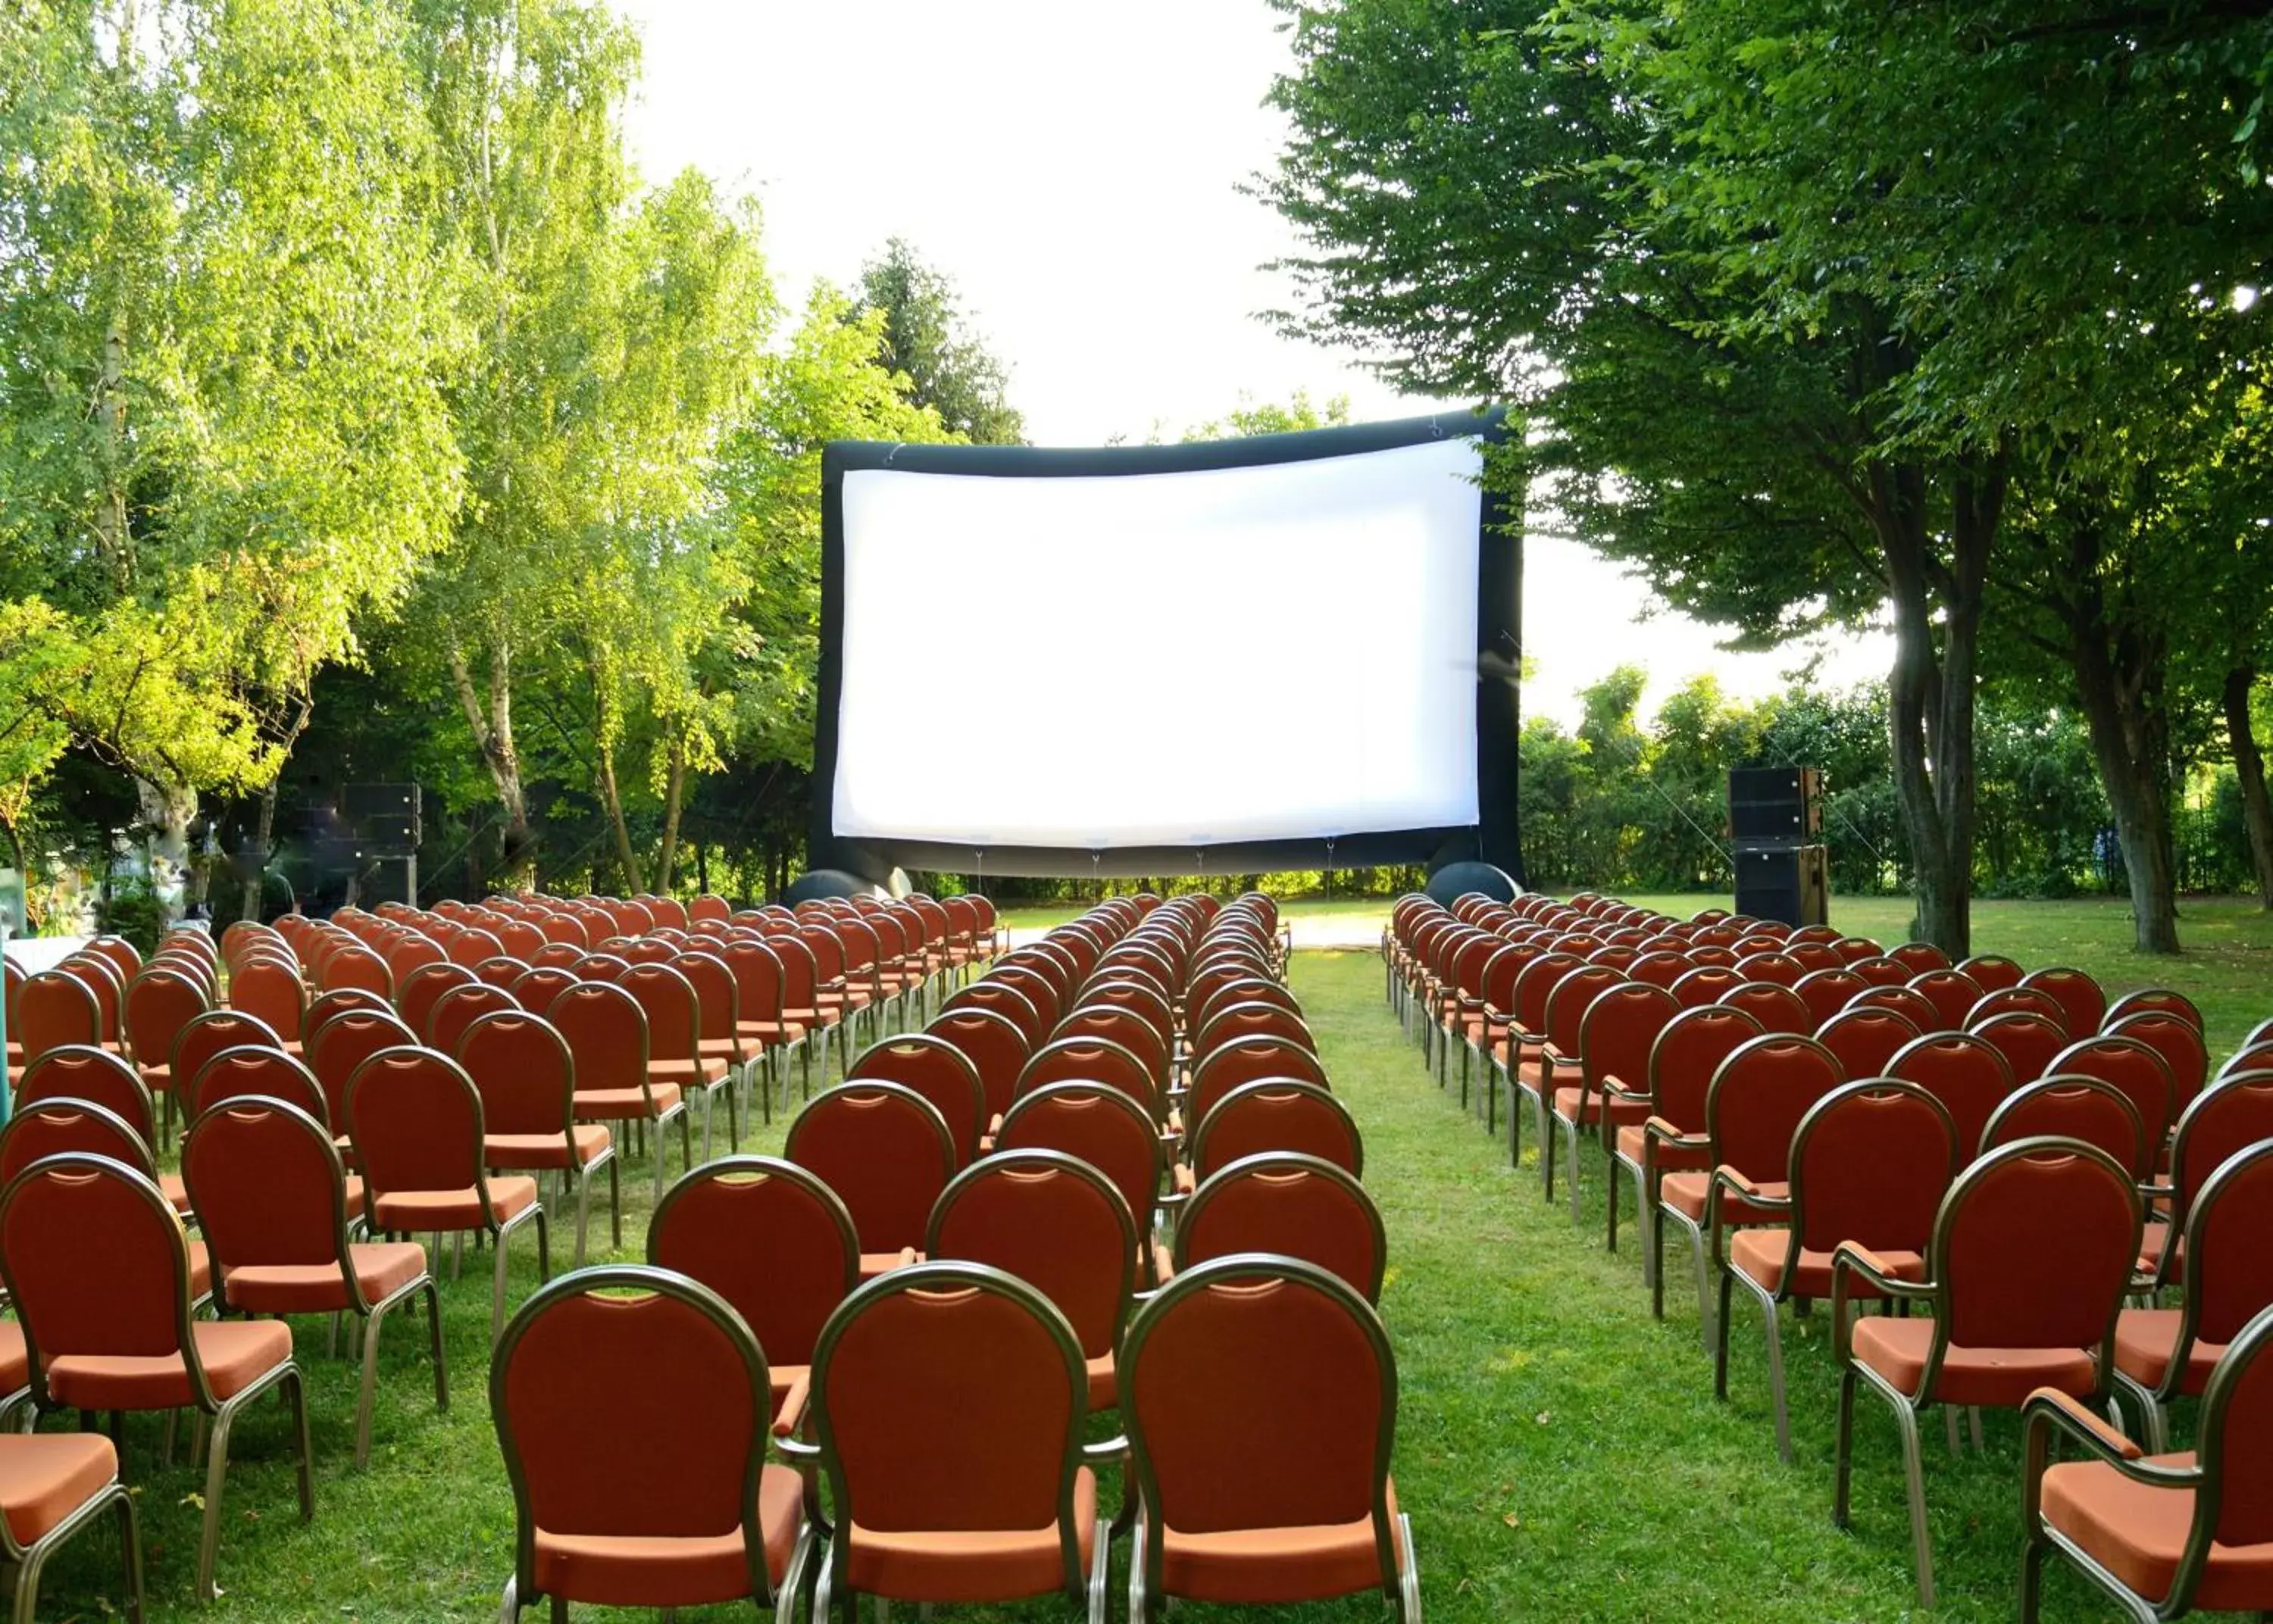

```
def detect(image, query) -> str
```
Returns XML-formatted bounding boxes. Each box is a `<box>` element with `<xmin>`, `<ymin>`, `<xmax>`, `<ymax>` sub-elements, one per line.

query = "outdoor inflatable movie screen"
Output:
<box><xmin>814</xmin><ymin>411</ymin><xmax>1520</xmax><ymax>879</ymax></box>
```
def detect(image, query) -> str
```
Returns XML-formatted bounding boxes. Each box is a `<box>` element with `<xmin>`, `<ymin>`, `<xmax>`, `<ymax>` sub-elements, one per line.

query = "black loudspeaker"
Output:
<box><xmin>1729</xmin><ymin>765</ymin><xmax>1823</xmax><ymax>846</ymax></box>
<box><xmin>341</xmin><ymin>783</ymin><xmax>421</xmax><ymax>857</ymax></box>
<box><xmin>1424</xmin><ymin>861</ymin><xmax>1520</xmax><ymax>909</ymax></box>
<box><xmin>1734</xmin><ymin>845</ymin><xmax>1830</xmax><ymax>928</ymax></box>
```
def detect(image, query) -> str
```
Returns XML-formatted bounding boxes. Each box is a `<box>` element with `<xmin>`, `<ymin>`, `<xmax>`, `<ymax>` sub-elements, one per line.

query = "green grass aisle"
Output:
<box><xmin>30</xmin><ymin>948</ymin><xmax>2148</xmax><ymax>1620</ymax></box>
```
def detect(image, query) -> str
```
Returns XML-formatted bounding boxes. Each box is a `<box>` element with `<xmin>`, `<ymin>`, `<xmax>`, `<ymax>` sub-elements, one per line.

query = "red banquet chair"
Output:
<box><xmin>1186</xmin><ymin>1079</ymin><xmax>1362</xmax><ymax>1185</ymax></box>
<box><xmin>847</xmin><ymin>1034</ymin><xmax>988</xmax><ymax>1167</ymax></box>
<box><xmin>2023</xmin><ymin>1298</ymin><xmax>2273</xmax><ymax>1623</ymax></box>
<box><xmin>0</xmin><ymin>1152</ymin><xmax>311</xmax><ymax>1601</ymax></box>
<box><xmin>1609</xmin><ymin>1004</ymin><xmax>1762</xmax><ymax>1279</ymax></box>
<box><xmin>345</xmin><ymin>1046</ymin><xmax>549</xmax><ymax>1341</ymax></box>
<box><xmin>1546</xmin><ymin>979</ymin><xmax>1680</xmax><ymax>1218</ymax></box>
<box><xmin>996</xmin><ymin>1082</ymin><xmax>1173</xmax><ymax>1285</ymax></box>
<box><xmin>649</xmin><ymin>1157</ymin><xmax>859</xmax><ymax>1435</ymax></box>
<box><xmin>778</xmin><ymin>1262</ymin><xmax>1112</xmax><ymax>1618</ymax></box>
<box><xmin>183</xmin><ymin>1096</ymin><xmax>443</xmax><ymax>1468</ymax></box>
<box><xmin>1173</xmin><ymin>1151</ymin><xmax>1388</xmax><ymax>1304</ymax></box>
<box><xmin>783</xmin><ymin>1081</ymin><xmax>955</xmax><ymax>1279</ymax></box>
<box><xmin>1833</xmin><ymin>1137</ymin><xmax>2142</xmax><ymax>1606</ymax></box>
<box><xmin>549</xmin><ymin>980</ymin><xmax>693</xmax><ymax>1201</ymax></box>
<box><xmin>455</xmin><ymin>1010</ymin><xmax>621</xmax><ymax>1265</ymax></box>
<box><xmin>1117</xmin><ymin>1254</ymin><xmax>1418</xmax><ymax>1623</ymax></box>
<box><xmin>1711</xmin><ymin>1080</ymin><xmax>1957</xmax><ymax>1463</ymax></box>
<box><xmin>492</xmin><ymin>1266</ymin><xmax>812</xmax><ymax>1622</ymax></box>
<box><xmin>924</xmin><ymin>1151</ymin><xmax>1139</xmax><ymax>1413</ymax></box>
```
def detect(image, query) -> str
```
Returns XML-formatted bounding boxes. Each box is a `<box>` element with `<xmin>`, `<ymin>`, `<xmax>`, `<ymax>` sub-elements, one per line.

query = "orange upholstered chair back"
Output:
<box><xmin>649</xmin><ymin>1157</ymin><xmax>858</xmax><ymax>1369</ymax></box>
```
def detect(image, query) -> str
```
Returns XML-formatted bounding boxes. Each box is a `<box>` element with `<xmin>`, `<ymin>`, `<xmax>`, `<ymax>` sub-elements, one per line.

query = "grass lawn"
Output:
<box><xmin>30</xmin><ymin>928</ymin><xmax>2256</xmax><ymax>1620</ymax></box>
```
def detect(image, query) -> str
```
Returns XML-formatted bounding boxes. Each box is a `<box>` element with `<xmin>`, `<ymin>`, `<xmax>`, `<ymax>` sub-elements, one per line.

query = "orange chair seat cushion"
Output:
<box><xmin>139</xmin><ymin>1062</ymin><xmax>171</xmax><ymax>1094</ymax></box>
<box><xmin>737</xmin><ymin>1020</ymin><xmax>807</xmax><ymax>1045</ymax></box>
<box><xmin>486</xmin><ymin>1126</ymin><xmax>614</xmax><ymax>1172</ymax></box>
<box><xmin>1159</xmin><ymin>1480</ymin><xmax>1405</xmax><ymax>1605</ymax></box>
<box><xmin>1849</xmin><ymin>1316</ymin><xmax>2098</xmax><ymax>1406</ymax></box>
<box><xmin>2112</xmin><ymin>1309</ymin><xmax>2222</xmax><ymax>1397</ymax></box>
<box><xmin>532</xmin><ymin>1460</ymin><xmax>803</xmax><ymax>1607</ymax></box>
<box><xmin>780</xmin><ymin>1007</ymin><xmax>841</xmax><ymax>1029</ymax></box>
<box><xmin>158</xmin><ymin>1171</ymin><xmax>192</xmax><ymax>1216</ymax></box>
<box><xmin>223</xmin><ymin>1241</ymin><xmax>427</xmax><ymax>1316</ymax></box>
<box><xmin>1615</xmin><ymin>1126</ymin><xmax>1709</xmax><ymax>1173</ymax></box>
<box><xmin>698</xmin><ymin>1037</ymin><xmax>754</xmax><ymax>1066</ymax></box>
<box><xmin>2042</xmin><ymin>1450</ymin><xmax>2273</xmax><ymax>1613</ymax></box>
<box><xmin>846</xmin><ymin>1466</ymin><xmax>1096</xmax><ymax>1602</ymax></box>
<box><xmin>858</xmin><ymin>1248</ymin><xmax>920</xmax><ymax>1280</ymax></box>
<box><xmin>45</xmin><ymin>1317</ymin><xmax>292</xmax><ymax>1410</ymax></box>
<box><xmin>649</xmin><ymin>1057</ymin><xmax>730</xmax><ymax>1087</ymax></box>
<box><xmin>574</xmin><ymin>1084</ymin><xmax>685</xmax><ymax>1120</ymax></box>
<box><xmin>1086</xmin><ymin>1351</ymin><xmax>1115</xmax><ymax>1413</ymax></box>
<box><xmin>1658</xmin><ymin>1172</ymin><xmax>1787</xmax><ymax>1224</ymax></box>
<box><xmin>370</xmin><ymin>1176</ymin><xmax>537</xmax><ymax>1232</ymax></box>
<box><xmin>1729</xmin><ymin>1230</ymin><xmax>1922</xmax><ymax>1300</ymax></box>
<box><xmin>0</xmin><ymin>1323</ymin><xmax>25</xmax><ymax>1394</ymax></box>
<box><xmin>0</xmin><ymin>1433</ymin><xmax>116</xmax><ymax>1547</ymax></box>
<box><xmin>1515</xmin><ymin>1058</ymin><xmax>1578</xmax><ymax>1092</ymax></box>
<box><xmin>1171</xmin><ymin>1163</ymin><xmax>1196</xmax><ymax>1197</ymax></box>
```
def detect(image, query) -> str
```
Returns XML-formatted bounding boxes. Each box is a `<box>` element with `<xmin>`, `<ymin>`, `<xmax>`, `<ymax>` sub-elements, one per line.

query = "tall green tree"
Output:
<box><xmin>0</xmin><ymin>0</ymin><xmax>464</xmax><ymax>902</ymax></box>
<box><xmin>855</xmin><ymin>239</ymin><xmax>1025</xmax><ymax>445</ymax></box>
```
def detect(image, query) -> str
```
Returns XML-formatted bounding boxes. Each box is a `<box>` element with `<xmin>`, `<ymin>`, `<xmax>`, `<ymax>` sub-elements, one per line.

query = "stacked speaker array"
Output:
<box><xmin>1728</xmin><ymin>765</ymin><xmax>1827</xmax><ymax>927</ymax></box>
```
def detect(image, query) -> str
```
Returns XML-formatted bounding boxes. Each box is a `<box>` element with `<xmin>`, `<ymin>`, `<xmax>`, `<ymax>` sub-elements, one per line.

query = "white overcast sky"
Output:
<box><xmin>615</xmin><ymin>0</ymin><xmax>1889</xmax><ymax>729</ymax></box>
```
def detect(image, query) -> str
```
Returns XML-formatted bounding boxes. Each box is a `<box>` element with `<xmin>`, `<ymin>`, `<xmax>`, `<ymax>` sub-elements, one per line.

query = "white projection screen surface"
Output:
<box><xmin>816</xmin><ymin>414</ymin><xmax>1520</xmax><ymax>878</ymax></box>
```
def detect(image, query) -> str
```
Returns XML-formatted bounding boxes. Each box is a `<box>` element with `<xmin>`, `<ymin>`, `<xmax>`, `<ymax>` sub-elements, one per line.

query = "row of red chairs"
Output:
<box><xmin>1388</xmin><ymin>889</ymin><xmax>2273</xmax><ymax>1616</ymax></box>
<box><xmin>492</xmin><ymin>891</ymin><xmax>1421</xmax><ymax>1620</ymax></box>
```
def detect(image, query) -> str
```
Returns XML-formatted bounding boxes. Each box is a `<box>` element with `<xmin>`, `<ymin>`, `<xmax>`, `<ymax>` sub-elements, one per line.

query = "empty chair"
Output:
<box><xmin>1956</xmin><ymin>952</ymin><xmax>2023</xmax><ymax>992</ymax></box>
<box><xmin>847</xmin><ymin>1034</ymin><xmax>988</xmax><ymax>1166</ymax></box>
<box><xmin>1183</xmin><ymin>1036</ymin><xmax>1329</xmax><ymax>1137</ymax></box>
<box><xmin>1972</xmin><ymin>1009</ymin><xmax>2071</xmax><ymax>1087</ymax></box>
<box><xmin>780</xmin><ymin>1262</ymin><xmax>1109</xmax><ymax>1617</ymax></box>
<box><xmin>1887</xmin><ymin>1032</ymin><xmax>2016</xmax><ymax>1163</ymax></box>
<box><xmin>123</xmin><ymin>964</ymin><xmax>208</xmax><ymax>1127</ymax></box>
<box><xmin>492</xmin><ymin>1266</ymin><xmax>811</xmax><ymax>1621</ymax></box>
<box><xmin>1848</xmin><ymin>984</ymin><xmax>1942</xmax><ymax>1032</ymax></box>
<box><xmin>1983</xmin><ymin>1076</ymin><xmax>2149</xmax><ymax>1181</ymax></box>
<box><xmin>2021</xmin><ymin>965</ymin><xmax>2108</xmax><ymax>1039</ymax></box>
<box><xmin>1713</xmin><ymin>1081</ymin><xmax>1958</xmax><ymax>1462</ymax></box>
<box><xmin>1833</xmin><ymin>1138</ymin><xmax>2141</xmax><ymax>1606</ymax></box>
<box><xmin>456</xmin><ymin>1010</ymin><xmax>620</xmax><ymax>1265</ymax></box>
<box><xmin>1546</xmin><ymin>980</ymin><xmax>1681</xmax><ymax>1216</ymax></box>
<box><xmin>1657</xmin><ymin>1033</ymin><xmax>1843</xmax><ymax>1348</ymax></box>
<box><xmin>1716</xmin><ymin>981</ymin><xmax>1813</xmax><ymax>1035</ymax></box>
<box><xmin>2023</xmin><ymin>1299</ymin><xmax>2273</xmax><ymax>1622</ymax></box>
<box><xmin>304</xmin><ymin>1007</ymin><xmax>417</xmax><ymax>1134</ymax></box>
<box><xmin>426</xmin><ymin>980</ymin><xmax>521</xmax><ymax>1056</ymax></box>
<box><xmin>397</xmin><ymin>961</ymin><xmax>477</xmax><ymax>1045</ymax></box>
<box><xmin>621</xmin><ymin>962</ymin><xmax>738</xmax><ymax>1158</ymax></box>
<box><xmin>346</xmin><ymin>1046</ymin><xmax>549</xmax><ymax>1341</ymax></box>
<box><xmin>1021</xmin><ymin>1035</ymin><xmax>1168</xmax><ymax>1131</ymax></box>
<box><xmin>1174</xmin><ymin>1153</ymin><xmax>1387</xmax><ymax>1304</ymax></box>
<box><xmin>1813</xmin><ymin>1005</ymin><xmax>1922</xmax><ymax>1083</ymax></box>
<box><xmin>1187</xmin><ymin>1079</ymin><xmax>1362</xmax><ymax>1184</ymax></box>
<box><xmin>12</xmin><ymin>970</ymin><xmax>99</xmax><ymax>1070</ymax></box>
<box><xmin>2051</xmin><ymin>1033</ymin><xmax>2180</xmax><ymax>1155</ymax></box>
<box><xmin>1118</xmin><ymin>1254</ymin><xmax>1418</xmax><ymax>1622</ymax></box>
<box><xmin>0</xmin><ymin>1154</ymin><xmax>310</xmax><ymax>1601</ymax></box>
<box><xmin>1609</xmin><ymin>1004</ymin><xmax>1762</xmax><ymax>1289</ymax></box>
<box><xmin>228</xmin><ymin>955</ymin><xmax>307</xmax><ymax>1044</ymax></box>
<box><xmin>187</xmin><ymin>1044</ymin><xmax>334</xmax><ymax>1130</ymax></box>
<box><xmin>996</xmin><ymin>1082</ymin><xmax>1171</xmax><ymax>1282</ymax></box>
<box><xmin>924</xmin><ymin>1006</ymin><xmax>1030</xmax><ymax>1137</ymax></box>
<box><xmin>0</xmin><ymin>1427</ymin><xmax>144</xmax><ymax>1624</ymax></box>
<box><xmin>2113</xmin><ymin>1134</ymin><xmax>2273</xmax><ymax>1454</ymax></box>
<box><xmin>649</xmin><ymin>1157</ymin><xmax>858</xmax><ymax>1434</ymax></box>
<box><xmin>1791</xmin><ymin>967</ymin><xmax>1868</xmax><ymax>1028</ymax></box>
<box><xmin>549</xmin><ymin>980</ymin><xmax>692</xmax><ymax>1201</ymax></box>
<box><xmin>924</xmin><ymin>1151</ymin><xmax>1138</xmax><ymax>1412</ymax></box>
<box><xmin>183</xmin><ymin>1097</ymin><xmax>442</xmax><ymax>1467</ymax></box>
<box><xmin>1887</xmin><ymin>942</ymin><xmax>1951</xmax><ymax>975</ymax></box>
<box><xmin>2104</xmin><ymin>986</ymin><xmax>2204</xmax><ymax>1031</ymax></box>
<box><xmin>783</xmin><ymin>1082</ymin><xmax>954</xmax><ymax>1279</ymax></box>
<box><xmin>2138</xmin><ymin>1069</ymin><xmax>2273</xmax><ymax>1283</ymax></box>
<box><xmin>2106</xmin><ymin>1008</ymin><xmax>2210</xmax><ymax>1112</ymax></box>
<box><xmin>0</xmin><ymin>1098</ymin><xmax>209</xmax><ymax>1291</ymax></box>
<box><xmin>1966</xmin><ymin>984</ymin><xmax>2069</xmax><ymax>1032</ymax></box>
<box><xmin>1906</xmin><ymin>969</ymin><xmax>1985</xmax><ymax>1031</ymax></box>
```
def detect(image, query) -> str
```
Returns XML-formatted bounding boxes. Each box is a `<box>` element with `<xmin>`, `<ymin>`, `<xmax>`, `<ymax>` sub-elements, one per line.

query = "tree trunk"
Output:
<box><xmin>2224</xmin><ymin>666</ymin><xmax>2273</xmax><ymax>909</ymax></box>
<box><xmin>654</xmin><ymin>732</ymin><xmax>688</xmax><ymax>893</ymax></box>
<box><xmin>596</xmin><ymin>745</ymin><xmax>644</xmax><ymax>895</ymax></box>
<box><xmin>2062</xmin><ymin>533</ymin><xmax>2181</xmax><ymax>954</ymax></box>
<box><xmin>449</xmin><ymin>642</ymin><xmax>534</xmax><ymax>885</ymax></box>
<box><xmin>695</xmin><ymin>841</ymin><xmax>709</xmax><ymax>898</ymax></box>
<box><xmin>1868</xmin><ymin>454</ymin><xmax>1996</xmax><ymax>960</ymax></box>
<box><xmin>133</xmin><ymin>775</ymin><xmax>195</xmax><ymax>922</ymax></box>
<box><xmin>242</xmin><ymin>689</ymin><xmax>317</xmax><ymax>923</ymax></box>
